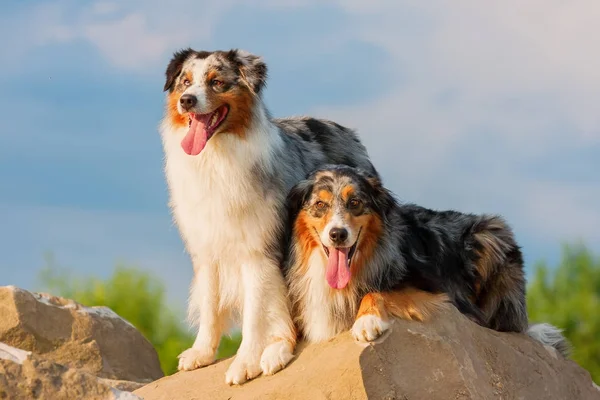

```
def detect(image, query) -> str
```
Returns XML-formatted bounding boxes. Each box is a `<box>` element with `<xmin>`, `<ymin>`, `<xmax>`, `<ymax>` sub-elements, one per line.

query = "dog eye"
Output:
<box><xmin>183</xmin><ymin>79</ymin><xmax>191</xmax><ymax>86</ymax></box>
<box><xmin>315</xmin><ymin>201</ymin><xmax>327</xmax><ymax>210</ymax></box>
<box><xmin>211</xmin><ymin>79</ymin><xmax>224</xmax><ymax>87</ymax></box>
<box><xmin>349</xmin><ymin>198</ymin><xmax>362</xmax><ymax>208</ymax></box>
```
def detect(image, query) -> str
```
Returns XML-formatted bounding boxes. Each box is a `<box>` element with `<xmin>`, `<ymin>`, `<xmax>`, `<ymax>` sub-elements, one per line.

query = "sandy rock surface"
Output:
<box><xmin>135</xmin><ymin>306</ymin><xmax>599</xmax><ymax>400</ymax></box>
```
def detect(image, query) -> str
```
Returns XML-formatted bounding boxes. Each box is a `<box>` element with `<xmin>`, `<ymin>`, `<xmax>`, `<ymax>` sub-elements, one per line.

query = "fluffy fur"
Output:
<box><xmin>285</xmin><ymin>165</ymin><xmax>570</xmax><ymax>357</ymax></box>
<box><xmin>159</xmin><ymin>49</ymin><xmax>378</xmax><ymax>385</ymax></box>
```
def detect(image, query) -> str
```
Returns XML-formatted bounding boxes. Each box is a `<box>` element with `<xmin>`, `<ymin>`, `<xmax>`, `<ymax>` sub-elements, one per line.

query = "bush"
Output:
<box><xmin>527</xmin><ymin>243</ymin><xmax>600</xmax><ymax>382</ymax></box>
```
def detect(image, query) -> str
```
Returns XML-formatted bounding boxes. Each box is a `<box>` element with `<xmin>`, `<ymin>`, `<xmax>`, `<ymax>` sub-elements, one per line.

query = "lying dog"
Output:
<box><xmin>159</xmin><ymin>49</ymin><xmax>378</xmax><ymax>384</ymax></box>
<box><xmin>284</xmin><ymin>165</ymin><xmax>570</xmax><ymax>356</ymax></box>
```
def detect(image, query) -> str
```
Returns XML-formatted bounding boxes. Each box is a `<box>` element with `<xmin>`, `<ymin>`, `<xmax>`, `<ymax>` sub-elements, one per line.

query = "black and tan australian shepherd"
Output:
<box><xmin>284</xmin><ymin>165</ymin><xmax>570</xmax><ymax>356</ymax></box>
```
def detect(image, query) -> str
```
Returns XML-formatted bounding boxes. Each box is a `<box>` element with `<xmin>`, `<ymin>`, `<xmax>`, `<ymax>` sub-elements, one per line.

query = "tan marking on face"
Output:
<box><xmin>341</xmin><ymin>185</ymin><xmax>355</xmax><ymax>202</ymax></box>
<box><xmin>167</xmin><ymin>90</ymin><xmax>188</xmax><ymax>128</ymax></box>
<box><xmin>166</xmin><ymin>70</ymin><xmax>194</xmax><ymax>128</ymax></box>
<box><xmin>294</xmin><ymin>210</ymin><xmax>320</xmax><ymax>273</ymax></box>
<box><xmin>305</xmin><ymin>206</ymin><xmax>333</xmax><ymax>240</ymax></box>
<box><xmin>206</xmin><ymin>69</ymin><xmax>218</xmax><ymax>83</ymax></box>
<box><xmin>351</xmin><ymin>213</ymin><xmax>383</xmax><ymax>276</ymax></box>
<box><xmin>317</xmin><ymin>190</ymin><xmax>333</xmax><ymax>203</ymax></box>
<box><xmin>208</xmin><ymin>86</ymin><xmax>254</xmax><ymax>139</ymax></box>
<box><xmin>182</xmin><ymin>71</ymin><xmax>193</xmax><ymax>84</ymax></box>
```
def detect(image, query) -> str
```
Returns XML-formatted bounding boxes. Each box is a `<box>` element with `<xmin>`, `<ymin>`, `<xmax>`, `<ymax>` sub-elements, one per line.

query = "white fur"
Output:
<box><xmin>161</xmin><ymin>85</ymin><xmax>294</xmax><ymax>383</ymax></box>
<box><xmin>320</xmin><ymin>209</ymin><xmax>358</xmax><ymax>248</ymax></box>
<box><xmin>289</xmin><ymin>250</ymin><xmax>358</xmax><ymax>342</ymax></box>
<box><xmin>176</xmin><ymin>58</ymin><xmax>212</xmax><ymax>114</ymax></box>
<box><xmin>351</xmin><ymin>314</ymin><xmax>391</xmax><ymax>343</ymax></box>
<box><xmin>526</xmin><ymin>323</ymin><xmax>571</xmax><ymax>357</ymax></box>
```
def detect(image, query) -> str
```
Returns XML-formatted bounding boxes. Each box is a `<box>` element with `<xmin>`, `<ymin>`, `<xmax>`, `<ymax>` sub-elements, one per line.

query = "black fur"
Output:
<box><xmin>226</xmin><ymin>49</ymin><xmax>268</xmax><ymax>95</ymax></box>
<box><xmin>163</xmin><ymin>48</ymin><xmax>213</xmax><ymax>92</ymax></box>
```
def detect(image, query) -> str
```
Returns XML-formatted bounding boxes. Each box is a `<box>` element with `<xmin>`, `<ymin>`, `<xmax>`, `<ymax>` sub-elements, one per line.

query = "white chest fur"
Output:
<box><xmin>291</xmin><ymin>250</ymin><xmax>358</xmax><ymax>342</ymax></box>
<box><xmin>160</xmin><ymin>116</ymin><xmax>283</xmax><ymax>300</ymax></box>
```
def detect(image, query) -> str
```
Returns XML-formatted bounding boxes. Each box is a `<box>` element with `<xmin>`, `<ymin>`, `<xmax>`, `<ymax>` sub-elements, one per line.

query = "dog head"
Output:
<box><xmin>287</xmin><ymin>165</ymin><xmax>393</xmax><ymax>290</ymax></box>
<box><xmin>162</xmin><ymin>48</ymin><xmax>267</xmax><ymax>155</ymax></box>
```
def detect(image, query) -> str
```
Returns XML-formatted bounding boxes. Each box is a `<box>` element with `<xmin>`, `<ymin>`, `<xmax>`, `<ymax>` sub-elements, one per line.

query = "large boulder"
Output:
<box><xmin>0</xmin><ymin>286</ymin><xmax>163</xmax><ymax>399</ymax></box>
<box><xmin>0</xmin><ymin>286</ymin><xmax>163</xmax><ymax>383</ymax></box>
<box><xmin>0</xmin><ymin>342</ymin><xmax>141</xmax><ymax>400</ymax></box>
<box><xmin>135</xmin><ymin>306</ymin><xmax>599</xmax><ymax>400</ymax></box>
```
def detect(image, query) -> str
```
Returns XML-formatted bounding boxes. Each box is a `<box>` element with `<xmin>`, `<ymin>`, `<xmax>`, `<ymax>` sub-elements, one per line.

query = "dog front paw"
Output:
<box><xmin>177</xmin><ymin>347</ymin><xmax>216</xmax><ymax>371</ymax></box>
<box><xmin>351</xmin><ymin>314</ymin><xmax>391</xmax><ymax>343</ymax></box>
<box><xmin>260</xmin><ymin>340</ymin><xmax>294</xmax><ymax>376</ymax></box>
<box><xmin>225</xmin><ymin>351</ymin><xmax>262</xmax><ymax>385</ymax></box>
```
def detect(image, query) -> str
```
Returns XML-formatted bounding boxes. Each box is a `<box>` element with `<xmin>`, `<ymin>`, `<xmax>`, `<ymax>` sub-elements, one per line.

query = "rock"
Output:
<box><xmin>0</xmin><ymin>342</ymin><xmax>143</xmax><ymax>400</ymax></box>
<box><xmin>134</xmin><ymin>306</ymin><xmax>599</xmax><ymax>400</ymax></box>
<box><xmin>0</xmin><ymin>286</ymin><xmax>163</xmax><ymax>383</ymax></box>
<box><xmin>0</xmin><ymin>286</ymin><xmax>163</xmax><ymax>399</ymax></box>
<box><xmin>97</xmin><ymin>378</ymin><xmax>146</xmax><ymax>393</ymax></box>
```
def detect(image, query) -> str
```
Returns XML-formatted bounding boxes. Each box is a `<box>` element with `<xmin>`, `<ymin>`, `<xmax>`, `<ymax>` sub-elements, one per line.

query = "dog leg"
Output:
<box><xmin>383</xmin><ymin>287</ymin><xmax>450</xmax><ymax>322</ymax></box>
<box><xmin>178</xmin><ymin>261</ymin><xmax>224</xmax><ymax>371</ymax></box>
<box><xmin>225</xmin><ymin>256</ymin><xmax>295</xmax><ymax>384</ymax></box>
<box><xmin>352</xmin><ymin>288</ymin><xmax>450</xmax><ymax>343</ymax></box>
<box><xmin>352</xmin><ymin>292</ymin><xmax>392</xmax><ymax>343</ymax></box>
<box><xmin>225</xmin><ymin>256</ymin><xmax>268</xmax><ymax>385</ymax></box>
<box><xmin>259</xmin><ymin>267</ymin><xmax>296</xmax><ymax>376</ymax></box>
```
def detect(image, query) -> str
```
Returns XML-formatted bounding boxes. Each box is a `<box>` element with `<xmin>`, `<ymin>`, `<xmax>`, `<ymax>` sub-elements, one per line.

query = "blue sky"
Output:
<box><xmin>1</xmin><ymin>1</ymin><xmax>599</xmax><ymax>309</ymax></box>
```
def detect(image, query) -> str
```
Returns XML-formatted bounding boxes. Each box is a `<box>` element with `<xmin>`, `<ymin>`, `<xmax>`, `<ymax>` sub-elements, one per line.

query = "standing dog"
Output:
<box><xmin>285</xmin><ymin>165</ymin><xmax>570</xmax><ymax>356</ymax></box>
<box><xmin>159</xmin><ymin>49</ymin><xmax>378</xmax><ymax>384</ymax></box>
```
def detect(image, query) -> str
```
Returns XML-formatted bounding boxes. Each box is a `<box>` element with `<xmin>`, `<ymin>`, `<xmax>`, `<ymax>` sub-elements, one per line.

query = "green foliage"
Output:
<box><xmin>527</xmin><ymin>243</ymin><xmax>600</xmax><ymax>382</ymax></box>
<box><xmin>38</xmin><ymin>255</ymin><xmax>241</xmax><ymax>376</ymax></box>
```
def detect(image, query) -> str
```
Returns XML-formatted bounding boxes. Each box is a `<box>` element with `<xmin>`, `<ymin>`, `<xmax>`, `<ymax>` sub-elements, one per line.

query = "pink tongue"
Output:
<box><xmin>326</xmin><ymin>248</ymin><xmax>351</xmax><ymax>289</ymax></box>
<box><xmin>181</xmin><ymin>114</ymin><xmax>211</xmax><ymax>156</ymax></box>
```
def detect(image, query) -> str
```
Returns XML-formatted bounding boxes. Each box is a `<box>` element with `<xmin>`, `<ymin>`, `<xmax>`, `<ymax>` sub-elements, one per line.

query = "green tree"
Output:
<box><xmin>527</xmin><ymin>243</ymin><xmax>600</xmax><ymax>382</ymax></box>
<box><xmin>38</xmin><ymin>256</ymin><xmax>241</xmax><ymax>375</ymax></box>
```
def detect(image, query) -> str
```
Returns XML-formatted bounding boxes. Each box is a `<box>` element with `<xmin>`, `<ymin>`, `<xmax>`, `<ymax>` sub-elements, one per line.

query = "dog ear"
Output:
<box><xmin>366</xmin><ymin>175</ymin><xmax>383</xmax><ymax>192</ymax></box>
<box><xmin>164</xmin><ymin>48</ymin><xmax>193</xmax><ymax>92</ymax></box>
<box><xmin>286</xmin><ymin>179</ymin><xmax>314</xmax><ymax>222</ymax></box>
<box><xmin>228</xmin><ymin>49</ymin><xmax>268</xmax><ymax>95</ymax></box>
<box><xmin>364</xmin><ymin>174</ymin><xmax>395</xmax><ymax>214</ymax></box>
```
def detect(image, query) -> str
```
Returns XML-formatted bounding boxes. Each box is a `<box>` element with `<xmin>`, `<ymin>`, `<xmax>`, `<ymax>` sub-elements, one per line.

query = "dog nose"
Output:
<box><xmin>329</xmin><ymin>227</ymin><xmax>348</xmax><ymax>244</ymax></box>
<box><xmin>179</xmin><ymin>94</ymin><xmax>197</xmax><ymax>110</ymax></box>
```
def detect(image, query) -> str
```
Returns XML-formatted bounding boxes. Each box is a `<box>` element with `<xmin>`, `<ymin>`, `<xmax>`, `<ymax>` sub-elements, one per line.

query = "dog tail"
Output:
<box><xmin>526</xmin><ymin>323</ymin><xmax>571</xmax><ymax>357</ymax></box>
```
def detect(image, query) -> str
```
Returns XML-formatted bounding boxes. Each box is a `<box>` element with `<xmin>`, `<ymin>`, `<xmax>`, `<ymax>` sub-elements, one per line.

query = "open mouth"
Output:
<box><xmin>180</xmin><ymin>104</ymin><xmax>229</xmax><ymax>156</ymax></box>
<box><xmin>318</xmin><ymin>228</ymin><xmax>361</xmax><ymax>290</ymax></box>
<box><xmin>321</xmin><ymin>237</ymin><xmax>359</xmax><ymax>267</ymax></box>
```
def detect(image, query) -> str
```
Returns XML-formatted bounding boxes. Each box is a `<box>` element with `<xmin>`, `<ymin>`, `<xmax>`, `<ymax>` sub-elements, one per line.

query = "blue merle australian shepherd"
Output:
<box><xmin>160</xmin><ymin>48</ymin><xmax>378</xmax><ymax>385</ymax></box>
<box><xmin>284</xmin><ymin>165</ymin><xmax>570</xmax><ymax>356</ymax></box>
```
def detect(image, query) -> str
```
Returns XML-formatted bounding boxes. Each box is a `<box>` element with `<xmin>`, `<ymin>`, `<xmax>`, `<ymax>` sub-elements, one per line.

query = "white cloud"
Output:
<box><xmin>303</xmin><ymin>1</ymin><xmax>600</xmax><ymax>248</ymax></box>
<box><xmin>1</xmin><ymin>1</ymin><xmax>236</xmax><ymax>72</ymax></box>
<box><xmin>82</xmin><ymin>13</ymin><xmax>181</xmax><ymax>69</ymax></box>
<box><xmin>323</xmin><ymin>0</ymin><xmax>600</xmax><ymax>140</ymax></box>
